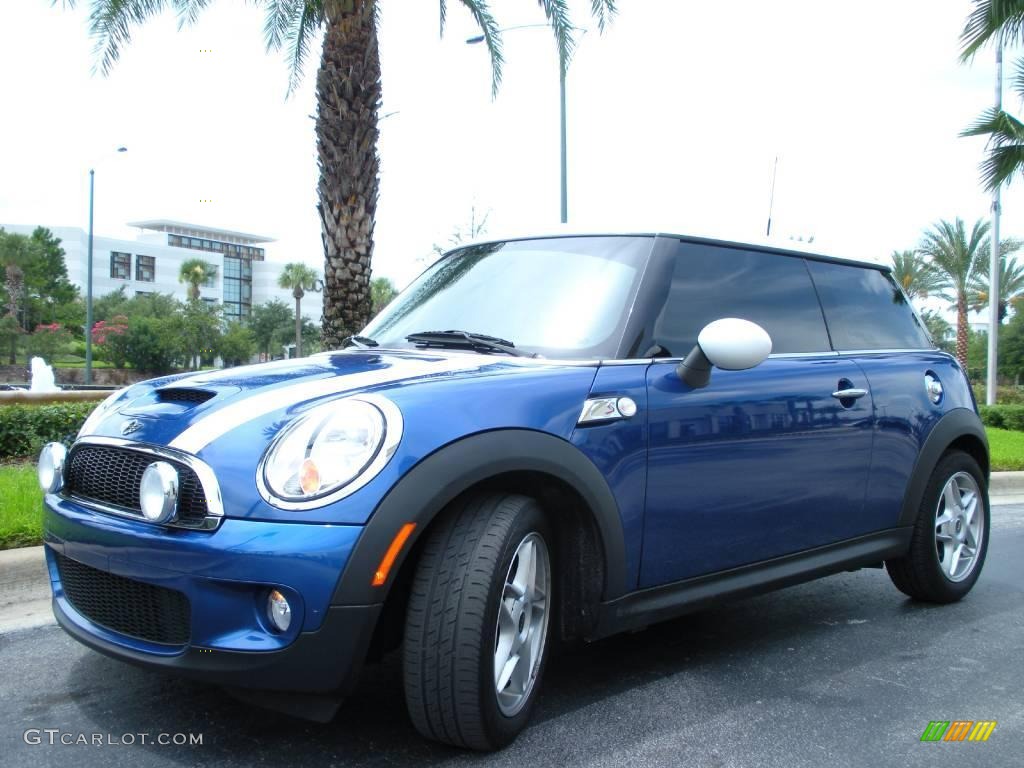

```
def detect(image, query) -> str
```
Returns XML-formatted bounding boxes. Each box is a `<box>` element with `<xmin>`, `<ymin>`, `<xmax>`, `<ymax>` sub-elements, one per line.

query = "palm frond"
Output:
<box><xmin>589</xmin><ymin>0</ymin><xmax>616</xmax><ymax>32</ymax></box>
<box><xmin>264</xmin><ymin>0</ymin><xmax>301</xmax><ymax>52</ymax></box>
<box><xmin>79</xmin><ymin>0</ymin><xmax>171</xmax><ymax>76</ymax></box>
<box><xmin>961</xmin><ymin>107</ymin><xmax>1024</xmax><ymax>143</ymax></box>
<box><xmin>961</xmin><ymin>109</ymin><xmax>1024</xmax><ymax>189</ymax></box>
<box><xmin>283</xmin><ymin>1</ymin><xmax>325</xmax><ymax>98</ymax></box>
<box><xmin>537</xmin><ymin>0</ymin><xmax>576</xmax><ymax>75</ymax></box>
<box><xmin>174</xmin><ymin>0</ymin><xmax>213</xmax><ymax>29</ymax></box>
<box><xmin>1012</xmin><ymin>54</ymin><xmax>1024</xmax><ymax>102</ymax></box>
<box><xmin>960</xmin><ymin>0</ymin><xmax>1024</xmax><ymax>61</ymax></box>
<box><xmin>980</xmin><ymin>141</ymin><xmax>1024</xmax><ymax>189</ymax></box>
<box><xmin>458</xmin><ymin>0</ymin><xmax>504</xmax><ymax>98</ymax></box>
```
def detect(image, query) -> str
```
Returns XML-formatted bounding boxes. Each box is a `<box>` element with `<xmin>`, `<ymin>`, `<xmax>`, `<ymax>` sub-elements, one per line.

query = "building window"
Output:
<box><xmin>136</xmin><ymin>290</ymin><xmax>153</xmax><ymax>298</ymax></box>
<box><xmin>136</xmin><ymin>254</ymin><xmax>155</xmax><ymax>283</ymax></box>
<box><xmin>110</xmin><ymin>252</ymin><xmax>131</xmax><ymax>280</ymax></box>
<box><xmin>222</xmin><ymin>255</ymin><xmax>252</xmax><ymax>322</ymax></box>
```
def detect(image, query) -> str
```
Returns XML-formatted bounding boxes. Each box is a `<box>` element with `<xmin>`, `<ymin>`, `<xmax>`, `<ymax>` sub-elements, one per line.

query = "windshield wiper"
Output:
<box><xmin>406</xmin><ymin>330</ymin><xmax>524</xmax><ymax>357</ymax></box>
<box><xmin>343</xmin><ymin>335</ymin><xmax>379</xmax><ymax>349</ymax></box>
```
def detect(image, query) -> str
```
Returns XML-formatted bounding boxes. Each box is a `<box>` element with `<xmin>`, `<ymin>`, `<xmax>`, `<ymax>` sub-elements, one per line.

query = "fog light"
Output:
<box><xmin>267</xmin><ymin>589</ymin><xmax>292</xmax><ymax>632</ymax></box>
<box><xmin>38</xmin><ymin>442</ymin><xmax>67</xmax><ymax>493</ymax></box>
<box><xmin>139</xmin><ymin>461</ymin><xmax>179</xmax><ymax>523</ymax></box>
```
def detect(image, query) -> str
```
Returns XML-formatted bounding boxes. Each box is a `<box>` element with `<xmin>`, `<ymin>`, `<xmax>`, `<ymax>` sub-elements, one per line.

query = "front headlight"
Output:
<box><xmin>258</xmin><ymin>395</ymin><xmax>402</xmax><ymax>509</ymax></box>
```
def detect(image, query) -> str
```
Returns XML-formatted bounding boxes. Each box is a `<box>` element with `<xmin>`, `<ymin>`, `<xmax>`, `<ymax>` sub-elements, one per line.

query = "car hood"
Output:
<box><xmin>81</xmin><ymin>348</ymin><xmax>588</xmax><ymax>453</ymax></box>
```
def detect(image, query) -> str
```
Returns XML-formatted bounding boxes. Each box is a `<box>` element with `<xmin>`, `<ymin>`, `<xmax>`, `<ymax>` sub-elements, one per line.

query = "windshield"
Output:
<box><xmin>361</xmin><ymin>236</ymin><xmax>652</xmax><ymax>359</ymax></box>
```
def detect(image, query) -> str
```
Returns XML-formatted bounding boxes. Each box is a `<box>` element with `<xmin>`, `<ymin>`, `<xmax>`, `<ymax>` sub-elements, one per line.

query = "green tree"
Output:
<box><xmin>890</xmin><ymin>249</ymin><xmax>943</xmax><ymax>301</ymax></box>
<box><xmin>124</xmin><ymin>316</ymin><xmax>182</xmax><ymax>373</ymax></box>
<box><xmin>178</xmin><ymin>300</ymin><xmax>223</xmax><ymax>370</ymax></box>
<box><xmin>960</xmin><ymin>1</ymin><xmax>1024</xmax><ymax>189</ymax></box>
<box><xmin>0</xmin><ymin>228</ymin><xmax>79</xmax><ymax>335</ymax></box>
<box><xmin>220</xmin><ymin>322</ymin><xmax>257</xmax><ymax>367</ymax></box>
<box><xmin>919</xmin><ymin>218</ymin><xmax>992</xmax><ymax>370</ymax></box>
<box><xmin>250</xmin><ymin>300</ymin><xmax>294</xmax><ymax>357</ymax></box>
<box><xmin>371</xmin><ymin>276</ymin><xmax>397</xmax><ymax>315</ymax></box>
<box><xmin>63</xmin><ymin>0</ymin><xmax>617</xmax><ymax>350</ymax></box>
<box><xmin>920</xmin><ymin>309</ymin><xmax>954</xmax><ymax>353</ymax></box>
<box><xmin>3</xmin><ymin>264</ymin><xmax>25</xmax><ymax>364</ymax></box>
<box><xmin>27</xmin><ymin>323</ymin><xmax>73</xmax><ymax>363</ymax></box>
<box><xmin>178</xmin><ymin>259</ymin><xmax>218</xmax><ymax>302</ymax></box>
<box><xmin>998</xmin><ymin>307</ymin><xmax>1024</xmax><ymax>381</ymax></box>
<box><xmin>968</xmin><ymin>244</ymin><xmax>1024</xmax><ymax>321</ymax></box>
<box><xmin>277</xmin><ymin>262</ymin><xmax>319</xmax><ymax>357</ymax></box>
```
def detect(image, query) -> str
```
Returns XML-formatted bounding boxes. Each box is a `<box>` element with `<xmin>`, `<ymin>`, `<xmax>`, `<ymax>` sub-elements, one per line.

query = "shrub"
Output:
<box><xmin>0</xmin><ymin>402</ymin><xmax>98</xmax><ymax>459</ymax></box>
<box><xmin>979</xmin><ymin>404</ymin><xmax>1024</xmax><ymax>432</ymax></box>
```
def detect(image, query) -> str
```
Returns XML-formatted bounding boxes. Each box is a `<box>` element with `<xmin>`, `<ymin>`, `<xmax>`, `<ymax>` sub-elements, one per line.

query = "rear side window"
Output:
<box><xmin>651</xmin><ymin>244</ymin><xmax>831</xmax><ymax>356</ymax></box>
<box><xmin>806</xmin><ymin>261</ymin><xmax>932</xmax><ymax>351</ymax></box>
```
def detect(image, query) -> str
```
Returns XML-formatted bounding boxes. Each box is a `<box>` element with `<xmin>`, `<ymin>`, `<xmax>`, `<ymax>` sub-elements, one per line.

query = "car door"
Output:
<box><xmin>638</xmin><ymin>242</ymin><xmax>875</xmax><ymax>588</ymax></box>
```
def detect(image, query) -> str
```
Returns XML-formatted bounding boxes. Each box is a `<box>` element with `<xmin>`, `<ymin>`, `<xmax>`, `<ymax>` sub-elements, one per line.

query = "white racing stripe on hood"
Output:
<box><xmin>168</xmin><ymin>356</ymin><xmax>484</xmax><ymax>454</ymax></box>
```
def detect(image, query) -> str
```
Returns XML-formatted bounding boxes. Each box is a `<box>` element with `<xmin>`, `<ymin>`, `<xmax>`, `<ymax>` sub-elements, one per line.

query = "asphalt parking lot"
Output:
<box><xmin>2</xmin><ymin>507</ymin><xmax>1022</xmax><ymax>768</ymax></box>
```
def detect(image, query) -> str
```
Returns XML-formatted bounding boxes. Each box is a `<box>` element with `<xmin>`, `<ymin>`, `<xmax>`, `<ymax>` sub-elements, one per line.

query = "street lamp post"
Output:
<box><xmin>987</xmin><ymin>43</ymin><xmax>1003</xmax><ymax>406</ymax></box>
<box><xmin>85</xmin><ymin>146</ymin><xmax>127</xmax><ymax>386</ymax></box>
<box><xmin>468</xmin><ymin>26</ymin><xmax>578</xmax><ymax>224</ymax></box>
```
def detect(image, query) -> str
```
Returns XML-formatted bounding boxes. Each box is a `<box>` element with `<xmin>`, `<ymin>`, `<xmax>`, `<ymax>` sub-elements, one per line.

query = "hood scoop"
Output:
<box><xmin>155</xmin><ymin>387</ymin><xmax>216</xmax><ymax>405</ymax></box>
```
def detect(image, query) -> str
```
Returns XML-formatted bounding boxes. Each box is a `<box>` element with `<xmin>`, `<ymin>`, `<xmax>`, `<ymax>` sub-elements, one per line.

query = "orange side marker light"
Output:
<box><xmin>372</xmin><ymin>522</ymin><xmax>417</xmax><ymax>587</ymax></box>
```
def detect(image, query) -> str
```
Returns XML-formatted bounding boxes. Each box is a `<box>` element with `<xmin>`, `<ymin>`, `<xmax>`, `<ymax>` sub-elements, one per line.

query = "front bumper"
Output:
<box><xmin>44</xmin><ymin>493</ymin><xmax>381</xmax><ymax>698</ymax></box>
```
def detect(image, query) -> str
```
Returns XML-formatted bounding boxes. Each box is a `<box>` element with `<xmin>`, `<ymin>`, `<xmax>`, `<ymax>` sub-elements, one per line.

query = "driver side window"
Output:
<box><xmin>651</xmin><ymin>244</ymin><xmax>832</xmax><ymax>357</ymax></box>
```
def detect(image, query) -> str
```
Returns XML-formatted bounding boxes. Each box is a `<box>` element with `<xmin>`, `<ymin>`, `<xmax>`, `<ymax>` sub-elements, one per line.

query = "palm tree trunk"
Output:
<box><xmin>956</xmin><ymin>296</ymin><xmax>969</xmax><ymax>373</ymax></box>
<box><xmin>316</xmin><ymin>2</ymin><xmax>381</xmax><ymax>349</ymax></box>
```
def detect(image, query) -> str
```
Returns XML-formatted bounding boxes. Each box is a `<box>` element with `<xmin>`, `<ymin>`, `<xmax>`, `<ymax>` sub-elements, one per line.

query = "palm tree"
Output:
<box><xmin>178</xmin><ymin>259</ymin><xmax>218</xmax><ymax>302</ymax></box>
<box><xmin>63</xmin><ymin>1</ymin><xmax>617</xmax><ymax>349</ymax></box>
<box><xmin>968</xmin><ymin>241</ymin><xmax>1024</xmax><ymax>320</ymax></box>
<box><xmin>278</xmin><ymin>262</ymin><xmax>320</xmax><ymax>357</ymax></box>
<box><xmin>919</xmin><ymin>218</ymin><xmax>991</xmax><ymax>371</ymax></box>
<box><xmin>890</xmin><ymin>249</ymin><xmax>944</xmax><ymax>301</ymax></box>
<box><xmin>960</xmin><ymin>1</ymin><xmax>1024</xmax><ymax>189</ymax></box>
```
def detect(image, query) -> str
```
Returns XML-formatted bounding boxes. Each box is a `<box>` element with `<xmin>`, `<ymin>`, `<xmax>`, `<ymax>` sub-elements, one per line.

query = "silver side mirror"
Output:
<box><xmin>677</xmin><ymin>318</ymin><xmax>772</xmax><ymax>388</ymax></box>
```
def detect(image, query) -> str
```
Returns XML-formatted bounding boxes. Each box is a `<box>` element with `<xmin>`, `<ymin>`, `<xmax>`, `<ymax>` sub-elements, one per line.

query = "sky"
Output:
<box><xmin>0</xmin><ymin>0</ymin><xmax>1020</xmax><ymax>292</ymax></box>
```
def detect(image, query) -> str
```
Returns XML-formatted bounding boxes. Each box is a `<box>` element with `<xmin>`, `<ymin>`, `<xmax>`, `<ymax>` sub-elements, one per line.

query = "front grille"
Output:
<box><xmin>65</xmin><ymin>445</ymin><xmax>210</xmax><ymax>523</ymax></box>
<box><xmin>156</xmin><ymin>388</ymin><xmax>215</xmax><ymax>404</ymax></box>
<box><xmin>56</xmin><ymin>553</ymin><xmax>191</xmax><ymax>646</ymax></box>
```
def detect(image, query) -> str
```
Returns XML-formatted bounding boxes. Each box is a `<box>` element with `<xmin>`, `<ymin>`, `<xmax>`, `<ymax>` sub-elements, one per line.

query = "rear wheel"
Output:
<box><xmin>403</xmin><ymin>493</ymin><xmax>552</xmax><ymax>750</ymax></box>
<box><xmin>886</xmin><ymin>451</ymin><xmax>989</xmax><ymax>603</ymax></box>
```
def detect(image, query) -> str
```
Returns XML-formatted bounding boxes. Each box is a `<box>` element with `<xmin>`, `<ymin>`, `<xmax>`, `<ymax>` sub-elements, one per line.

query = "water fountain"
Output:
<box><xmin>29</xmin><ymin>357</ymin><xmax>60</xmax><ymax>393</ymax></box>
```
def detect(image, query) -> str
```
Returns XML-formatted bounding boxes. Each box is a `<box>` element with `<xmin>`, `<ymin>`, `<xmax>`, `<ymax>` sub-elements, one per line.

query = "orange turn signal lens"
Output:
<box><xmin>372</xmin><ymin>522</ymin><xmax>417</xmax><ymax>587</ymax></box>
<box><xmin>298</xmin><ymin>458</ymin><xmax>321</xmax><ymax>495</ymax></box>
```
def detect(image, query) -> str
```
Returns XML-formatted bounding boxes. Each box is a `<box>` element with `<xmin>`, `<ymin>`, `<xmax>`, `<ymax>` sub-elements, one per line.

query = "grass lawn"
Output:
<box><xmin>986</xmin><ymin>427</ymin><xmax>1024</xmax><ymax>472</ymax></box>
<box><xmin>0</xmin><ymin>463</ymin><xmax>42</xmax><ymax>550</ymax></box>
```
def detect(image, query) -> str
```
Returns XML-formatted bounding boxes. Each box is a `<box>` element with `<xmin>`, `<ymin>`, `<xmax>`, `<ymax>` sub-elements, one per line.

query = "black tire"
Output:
<box><xmin>886</xmin><ymin>450</ymin><xmax>989</xmax><ymax>603</ymax></box>
<box><xmin>403</xmin><ymin>493</ymin><xmax>553</xmax><ymax>751</ymax></box>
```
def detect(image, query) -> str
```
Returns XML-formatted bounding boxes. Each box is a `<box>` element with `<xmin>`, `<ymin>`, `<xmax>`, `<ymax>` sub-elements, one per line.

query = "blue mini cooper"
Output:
<box><xmin>39</xmin><ymin>233</ymin><xmax>989</xmax><ymax>750</ymax></box>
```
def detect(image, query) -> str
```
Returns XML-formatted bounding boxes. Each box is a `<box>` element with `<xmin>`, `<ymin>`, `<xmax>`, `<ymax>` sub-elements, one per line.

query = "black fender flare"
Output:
<box><xmin>330</xmin><ymin>429</ymin><xmax>628</xmax><ymax>605</ymax></box>
<box><xmin>897</xmin><ymin>407</ymin><xmax>989</xmax><ymax>528</ymax></box>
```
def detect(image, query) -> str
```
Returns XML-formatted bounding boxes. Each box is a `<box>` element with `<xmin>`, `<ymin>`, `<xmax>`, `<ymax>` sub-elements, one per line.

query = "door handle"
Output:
<box><xmin>832</xmin><ymin>388</ymin><xmax>867</xmax><ymax>400</ymax></box>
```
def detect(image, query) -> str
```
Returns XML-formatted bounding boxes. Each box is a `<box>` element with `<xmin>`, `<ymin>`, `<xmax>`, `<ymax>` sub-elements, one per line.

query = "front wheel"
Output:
<box><xmin>886</xmin><ymin>450</ymin><xmax>989</xmax><ymax>603</ymax></box>
<box><xmin>403</xmin><ymin>493</ymin><xmax>552</xmax><ymax>750</ymax></box>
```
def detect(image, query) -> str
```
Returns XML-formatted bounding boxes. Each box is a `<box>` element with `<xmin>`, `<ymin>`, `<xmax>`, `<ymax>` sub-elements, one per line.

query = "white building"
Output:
<box><xmin>2</xmin><ymin>219</ymin><xmax>322</xmax><ymax>323</ymax></box>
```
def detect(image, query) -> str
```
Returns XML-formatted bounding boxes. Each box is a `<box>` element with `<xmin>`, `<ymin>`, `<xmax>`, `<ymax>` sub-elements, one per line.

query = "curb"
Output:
<box><xmin>0</xmin><ymin>546</ymin><xmax>53</xmax><ymax>634</ymax></box>
<box><xmin>989</xmin><ymin>471</ymin><xmax>1024</xmax><ymax>497</ymax></box>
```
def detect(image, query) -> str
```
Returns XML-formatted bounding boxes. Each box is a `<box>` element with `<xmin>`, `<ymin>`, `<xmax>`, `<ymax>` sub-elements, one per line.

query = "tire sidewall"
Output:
<box><xmin>920</xmin><ymin>452</ymin><xmax>990</xmax><ymax>599</ymax></box>
<box><xmin>477</xmin><ymin>500</ymin><xmax>553</xmax><ymax>748</ymax></box>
